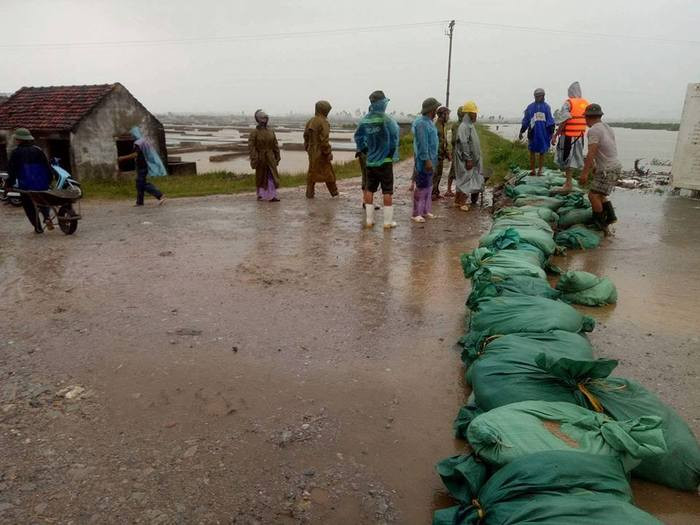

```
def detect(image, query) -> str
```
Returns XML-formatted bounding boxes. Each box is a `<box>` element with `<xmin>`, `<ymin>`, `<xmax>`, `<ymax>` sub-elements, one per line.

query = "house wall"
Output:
<box><xmin>72</xmin><ymin>84</ymin><xmax>166</xmax><ymax>179</ymax></box>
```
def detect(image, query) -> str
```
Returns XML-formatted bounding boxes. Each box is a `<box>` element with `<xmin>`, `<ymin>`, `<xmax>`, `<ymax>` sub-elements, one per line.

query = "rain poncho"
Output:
<box><xmin>303</xmin><ymin>101</ymin><xmax>336</xmax><ymax>184</ymax></box>
<box><xmin>520</xmin><ymin>100</ymin><xmax>555</xmax><ymax>153</ymax></box>
<box><xmin>411</xmin><ymin>114</ymin><xmax>438</xmax><ymax>187</ymax></box>
<box><xmin>130</xmin><ymin>126</ymin><xmax>167</xmax><ymax>177</ymax></box>
<box><xmin>248</xmin><ymin>111</ymin><xmax>281</xmax><ymax>189</ymax></box>
<box><xmin>354</xmin><ymin>98</ymin><xmax>399</xmax><ymax>168</ymax></box>
<box><xmin>454</xmin><ymin>114</ymin><xmax>483</xmax><ymax>194</ymax></box>
<box><xmin>556</xmin><ymin>81</ymin><xmax>583</xmax><ymax>124</ymax></box>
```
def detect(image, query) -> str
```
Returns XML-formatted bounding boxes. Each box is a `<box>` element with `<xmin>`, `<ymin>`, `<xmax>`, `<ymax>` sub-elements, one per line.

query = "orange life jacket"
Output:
<box><xmin>564</xmin><ymin>97</ymin><xmax>589</xmax><ymax>137</ymax></box>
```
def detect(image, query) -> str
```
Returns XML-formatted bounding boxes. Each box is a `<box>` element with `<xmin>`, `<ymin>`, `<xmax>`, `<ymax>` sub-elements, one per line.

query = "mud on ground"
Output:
<box><xmin>0</xmin><ymin>161</ymin><xmax>698</xmax><ymax>524</ymax></box>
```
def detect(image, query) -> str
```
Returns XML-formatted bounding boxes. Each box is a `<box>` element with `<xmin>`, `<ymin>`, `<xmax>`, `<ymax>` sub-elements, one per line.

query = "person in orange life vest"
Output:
<box><xmin>551</xmin><ymin>82</ymin><xmax>588</xmax><ymax>190</ymax></box>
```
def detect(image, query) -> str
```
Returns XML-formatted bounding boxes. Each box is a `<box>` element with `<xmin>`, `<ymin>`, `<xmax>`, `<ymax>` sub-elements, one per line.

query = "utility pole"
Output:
<box><xmin>445</xmin><ymin>20</ymin><xmax>455</xmax><ymax>109</ymax></box>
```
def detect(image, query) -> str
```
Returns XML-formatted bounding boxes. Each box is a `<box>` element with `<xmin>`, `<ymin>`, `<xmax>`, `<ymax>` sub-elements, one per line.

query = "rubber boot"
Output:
<box><xmin>364</xmin><ymin>203</ymin><xmax>374</xmax><ymax>228</ymax></box>
<box><xmin>592</xmin><ymin>211</ymin><xmax>610</xmax><ymax>236</ymax></box>
<box><xmin>383</xmin><ymin>205</ymin><xmax>397</xmax><ymax>229</ymax></box>
<box><xmin>602</xmin><ymin>201</ymin><xmax>617</xmax><ymax>225</ymax></box>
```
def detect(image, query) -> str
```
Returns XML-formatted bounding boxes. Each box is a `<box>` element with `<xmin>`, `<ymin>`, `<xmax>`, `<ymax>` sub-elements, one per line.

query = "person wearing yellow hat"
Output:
<box><xmin>453</xmin><ymin>101</ymin><xmax>483</xmax><ymax>211</ymax></box>
<box><xmin>445</xmin><ymin>106</ymin><xmax>465</xmax><ymax>197</ymax></box>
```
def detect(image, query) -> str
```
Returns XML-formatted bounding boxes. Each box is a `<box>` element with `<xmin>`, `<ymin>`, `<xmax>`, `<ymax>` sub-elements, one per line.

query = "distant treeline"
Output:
<box><xmin>608</xmin><ymin>122</ymin><xmax>679</xmax><ymax>131</ymax></box>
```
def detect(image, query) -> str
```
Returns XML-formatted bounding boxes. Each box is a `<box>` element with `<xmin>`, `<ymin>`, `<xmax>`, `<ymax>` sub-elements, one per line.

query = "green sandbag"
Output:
<box><xmin>461</xmin><ymin>329</ymin><xmax>593</xmax><ymax>374</ymax></box>
<box><xmin>555</xmin><ymin>225</ymin><xmax>602</xmax><ymax>249</ymax></box>
<box><xmin>505</xmin><ymin>184</ymin><xmax>552</xmax><ymax>198</ymax></box>
<box><xmin>480</xmin><ymin>226</ymin><xmax>557</xmax><ymax>257</ymax></box>
<box><xmin>467</xmin><ymin>352</ymin><xmax>700</xmax><ymax>491</ymax></box>
<box><xmin>558</xmin><ymin>207</ymin><xmax>593</xmax><ymax>227</ymax></box>
<box><xmin>461</xmin><ymin>247</ymin><xmax>545</xmax><ymax>284</ymax></box>
<box><xmin>464</xmin><ymin>400</ymin><xmax>667</xmax><ymax>471</ymax></box>
<box><xmin>556</xmin><ymin>270</ymin><xmax>617</xmax><ymax>306</ymax></box>
<box><xmin>433</xmin><ymin>451</ymin><xmax>662</xmax><ymax>525</ymax></box>
<box><xmin>465</xmin><ymin>275</ymin><xmax>560</xmax><ymax>311</ymax></box>
<box><xmin>494</xmin><ymin>205</ymin><xmax>559</xmax><ymax>223</ymax></box>
<box><xmin>467</xmin><ymin>295</ymin><xmax>595</xmax><ymax>334</ymax></box>
<box><xmin>557</xmin><ymin>192</ymin><xmax>590</xmax><ymax>213</ymax></box>
<box><xmin>513</xmin><ymin>195</ymin><xmax>565</xmax><ymax>210</ymax></box>
<box><xmin>491</xmin><ymin>215</ymin><xmax>553</xmax><ymax>233</ymax></box>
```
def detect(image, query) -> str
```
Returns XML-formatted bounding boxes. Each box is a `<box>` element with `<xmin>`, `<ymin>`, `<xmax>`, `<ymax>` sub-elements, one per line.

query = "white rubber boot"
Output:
<box><xmin>364</xmin><ymin>203</ymin><xmax>375</xmax><ymax>228</ymax></box>
<box><xmin>383</xmin><ymin>205</ymin><xmax>397</xmax><ymax>229</ymax></box>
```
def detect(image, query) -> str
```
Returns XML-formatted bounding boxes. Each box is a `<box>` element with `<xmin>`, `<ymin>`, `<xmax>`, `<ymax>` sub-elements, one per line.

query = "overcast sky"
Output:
<box><xmin>1</xmin><ymin>0</ymin><xmax>698</xmax><ymax>120</ymax></box>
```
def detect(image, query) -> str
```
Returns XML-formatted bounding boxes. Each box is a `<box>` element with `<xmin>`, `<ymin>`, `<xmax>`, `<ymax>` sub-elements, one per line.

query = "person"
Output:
<box><xmin>354</xmin><ymin>90</ymin><xmax>400</xmax><ymax>228</ymax></box>
<box><xmin>248</xmin><ymin>109</ymin><xmax>281</xmax><ymax>202</ymax></box>
<box><xmin>580</xmin><ymin>103</ymin><xmax>621</xmax><ymax>234</ymax></box>
<box><xmin>118</xmin><ymin>126</ymin><xmax>167</xmax><ymax>206</ymax></box>
<box><xmin>303</xmin><ymin>100</ymin><xmax>339</xmax><ymax>199</ymax></box>
<box><xmin>431</xmin><ymin>106</ymin><xmax>452</xmax><ymax>199</ymax></box>
<box><xmin>519</xmin><ymin>88</ymin><xmax>555</xmax><ymax>176</ymax></box>
<box><xmin>6</xmin><ymin>128</ymin><xmax>54</xmax><ymax>233</ymax></box>
<box><xmin>551</xmin><ymin>81</ymin><xmax>589</xmax><ymax>190</ymax></box>
<box><xmin>411</xmin><ymin>97</ymin><xmax>441</xmax><ymax>223</ymax></box>
<box><xmin>453</xmin><ymin>101</ymin><xmax>483</xmax><ymax>211</ymax></box>
<box><xmin>445</xmin><ymin>106</ymin><xmax>465</xmax><ymax>197</ymax></box>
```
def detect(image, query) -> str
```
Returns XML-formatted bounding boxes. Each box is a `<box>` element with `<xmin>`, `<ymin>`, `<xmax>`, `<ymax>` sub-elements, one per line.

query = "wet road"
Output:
<box><xmin>0</xmin><ymin>162</ymin><xmax>698</xmax><ymax>524</ymax></box>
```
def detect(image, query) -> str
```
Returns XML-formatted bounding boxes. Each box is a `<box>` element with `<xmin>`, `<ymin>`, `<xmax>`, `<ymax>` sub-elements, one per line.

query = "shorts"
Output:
<box><xmin>366</xmin><ymin>162</ymin><xmax>394</xmax><ymax>194</ymax></box>
<box><xmin>590</xmin><ymin>169</ymin><xmax>620</xmax><ymax>196</ymax></box>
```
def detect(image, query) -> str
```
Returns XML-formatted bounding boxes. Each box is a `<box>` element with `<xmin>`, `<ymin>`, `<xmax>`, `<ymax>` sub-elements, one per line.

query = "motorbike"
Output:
<box><xmin>0</xmin><ymin>171</ymin><xmax>23</xmax><ymax>206</ymax></box>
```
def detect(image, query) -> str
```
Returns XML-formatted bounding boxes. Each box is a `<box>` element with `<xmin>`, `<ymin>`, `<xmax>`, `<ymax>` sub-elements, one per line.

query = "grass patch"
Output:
<box><xmin>82</xmin><ymin>134</ymin><xmax>414</xmax><ymax>200</ymax></box>
<box><xmin>477</xmin><ymin>124</ymin><xmax>557</xmax><ymax>186</ymax></box>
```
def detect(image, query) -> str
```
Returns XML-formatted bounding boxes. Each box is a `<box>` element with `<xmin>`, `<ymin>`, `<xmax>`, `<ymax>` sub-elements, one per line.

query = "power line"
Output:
<box><xmin>457</xmin><ymin>19</ymin><xmax>700</xmax><ymax>46</ymax></box>
<box><xmin>1</xmin><ymin>18</ymin><xmax>696</xmax><ymax>51</ymax></box>
<box><xmin>0</xmin><ymin>20</ymin><xmax>449</xmax><ymax>50</ymax></box>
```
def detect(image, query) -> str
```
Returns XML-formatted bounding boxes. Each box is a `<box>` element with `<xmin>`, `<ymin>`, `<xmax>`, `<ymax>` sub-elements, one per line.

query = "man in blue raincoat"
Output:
<box><xmin>519</xmin><ymin>88</ymin><xmax>555</xmax><ymax>176</ymax></box>
<box><xmin>6</xmin><ymin>128</ymin><xmax>54</xmax><ymax>233</ymax></box>
<box><xmin>354</xmin><ymin>90</ymin><xmax>400</xmax><ymax>229</ymax></box>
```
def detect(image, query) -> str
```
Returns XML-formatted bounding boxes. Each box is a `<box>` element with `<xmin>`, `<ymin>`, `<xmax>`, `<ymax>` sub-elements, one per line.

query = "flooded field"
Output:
<box><xmin>0</xmin><ymin>160</ymin><xmax>698</xmax><ymax>523</ymax></box>
<box><xmin>166</xmin><ymin>126</ymin><xmax>357</xmax><ymax>174</ymax></box>
<box><xmin>488</xmin><ymin>123</ymin><xmax>678</xmax><ymax>172</ymax></box>
<box><xmin>176</xmin><ymin>149</ymin><xmax>357</xmax><ymax>175</ymax></box>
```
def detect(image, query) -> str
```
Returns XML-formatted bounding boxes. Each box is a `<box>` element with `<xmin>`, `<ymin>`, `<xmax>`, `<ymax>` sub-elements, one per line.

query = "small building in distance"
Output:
<box><xmin>0</xmin><ymin>83</ymin><xmax>167</xmax><ymax>178</ymax></box>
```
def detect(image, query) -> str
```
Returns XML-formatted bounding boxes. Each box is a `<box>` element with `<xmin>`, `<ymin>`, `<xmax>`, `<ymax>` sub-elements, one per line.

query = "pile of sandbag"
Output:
<box><xmin>434</xmin><ymin>166</ymin><xmax>700</xmax><ymax>523</ymax></box>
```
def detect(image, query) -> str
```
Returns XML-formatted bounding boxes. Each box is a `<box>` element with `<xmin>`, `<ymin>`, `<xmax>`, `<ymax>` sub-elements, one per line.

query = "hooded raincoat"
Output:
<box><xmin>454</xmin><ymin>114</ymin><xmax>484</xmax><ymax>195</ymax></box>
<box><xmin>248</xmin><ymin>114</ymin><xmax>281</xmax><ymax>190</ymax></box>
<box><xmin>304</xmin><ymin>101</ymin><xmax>336</xmax><ymax>184</ymax></box>
<box><xmin>130</xmin><ymin>126</ymin><xmax>167</xmax><ymax>177</ymax></box>
<box><xmin>555</xmin><ymin>82</ymin><xmax>586</xmax><ymax>169</ymax></box>
<box><xmin>353</xmin><ymin>98</ymin><xmax>400</xmax><ymax>167</ymax></box>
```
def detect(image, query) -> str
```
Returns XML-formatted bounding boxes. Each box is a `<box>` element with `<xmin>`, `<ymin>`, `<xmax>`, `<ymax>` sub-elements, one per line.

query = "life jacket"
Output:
<box><xmin>564</xmin><ymin>97</ymin><xmax>589</xmax><ymax>138</ymax></box>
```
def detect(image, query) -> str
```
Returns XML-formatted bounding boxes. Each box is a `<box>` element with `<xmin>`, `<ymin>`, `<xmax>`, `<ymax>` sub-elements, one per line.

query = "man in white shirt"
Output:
<box><xmin>580</xmin><ymin>104</ymin><xmax>621</xmax><ymax>234</ymax></box>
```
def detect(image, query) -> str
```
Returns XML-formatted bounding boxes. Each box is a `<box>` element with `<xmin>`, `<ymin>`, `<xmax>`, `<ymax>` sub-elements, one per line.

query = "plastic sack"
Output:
<box><xmin>494</xmin><ymin>205</ymin><xmax>559</xmax><ymax>224</ymax></box>
<box><xmin>466</xmin><ymin>352</ymin><xmax>700</xmax><ymax>491</ymax></box>
<box><xmin>463</xmin><ymin>400</ymin><xmax>666</xmax><ymax>472</ymax></box>
<box><xmin>479</xmin><ymin>226</ymin><xmax>557</xmax><ymax>258</ymax></box>
<box><xmin>465</xmin><ymin>275</ymin><xmax>560</xmax><ymax>311</ymax></box>
<box><xmin>433</xmin><ymin>451</ymin><xmax>662</xmax><ymax>525</ymax></box>
<box><xmin>555</xmin><ymin>225</ymin><xmax>602</xmax><ymax>250</ymax></box>
<box><xmin>505</xmin><ymin>184</ymin><xmax>551</xmax><ymax>198</ymax></box>
<box><xmin>556</xmin><ymin>270</ymin><xmax>617</xmax><ymax>306</ymax></box>
<box><xmin>513</xmin><ymin>195</ymin><xmax>565</xmax><ymax>210</ymax></box>
<box><xmin>461</xmin><ymin>247</ymin><xmax>545</xmax><ymax>284</ymax></box>
<box><xmin>558</xmin><ymin>207</ymin><xmax>593</xmax><ymax>228</ymax></box>
<box><xmin>466</xmin><ymin>295</ymin><xmax>595</xmax><ymax>335</ymax></box>
<box><xmin>460</xmin><ymin>329</ymin><xmax>593</xmax><ymax>372</ymax></box>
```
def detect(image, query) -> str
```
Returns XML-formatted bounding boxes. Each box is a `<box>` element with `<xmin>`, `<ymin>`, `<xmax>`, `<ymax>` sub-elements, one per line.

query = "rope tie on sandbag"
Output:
<box><xmin>478</xmin><ymin>334</ymin><xmax>503</xmax><ymax>355</ymax></box>
<box><xmin>577</xmin><ymin>382</ymin><xmax>605</xmax><ymax>413</ymax></box>
<box><xmin>471</xmin><ymin>498</ymin><xmax>486</xmax><ymax>520</ymax></box>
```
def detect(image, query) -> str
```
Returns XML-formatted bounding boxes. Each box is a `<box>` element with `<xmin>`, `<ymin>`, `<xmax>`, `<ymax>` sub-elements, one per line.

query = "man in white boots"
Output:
<box><xmin>354</xmin><ymin>90</ymin><xmax>400</xmax><ymax>229</ymax></box>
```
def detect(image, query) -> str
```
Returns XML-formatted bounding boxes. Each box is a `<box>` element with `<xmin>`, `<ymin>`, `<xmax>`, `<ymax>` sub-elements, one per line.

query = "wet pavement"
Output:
<box><xmin>0</xmin><ymin>161</ymin><xmax>698</xmax><ymax>524</ymax></box>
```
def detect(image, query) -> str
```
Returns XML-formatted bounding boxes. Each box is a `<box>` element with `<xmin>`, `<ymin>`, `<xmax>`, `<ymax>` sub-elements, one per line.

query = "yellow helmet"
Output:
<box><xmin>461</xmin><ymin>100</ymin><xmax>478</xmax><ymax>114</ymax></box>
